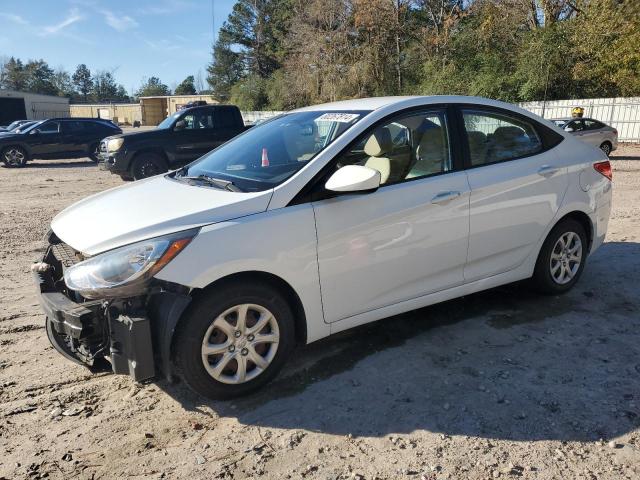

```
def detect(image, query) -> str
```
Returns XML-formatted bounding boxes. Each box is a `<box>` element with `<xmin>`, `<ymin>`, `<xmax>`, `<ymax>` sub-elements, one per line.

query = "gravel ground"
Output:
<box><xmin>0</xmin><ymin>145</ymin><xmax>639</xmax><ymax>480</ymax></box>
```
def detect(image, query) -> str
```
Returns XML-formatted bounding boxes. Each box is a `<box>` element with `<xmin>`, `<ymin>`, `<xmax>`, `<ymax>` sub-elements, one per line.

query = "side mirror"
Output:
<box><xmin>174</xmin><ymin>120</ymin><xmax>186</xmax><ymax>131</ymax></box>
<box><xmin>564</xmin><ymin>126</ymin><xmax>574</xmax><ymax>132</ymax></box>
<box><xmin>29</xmin><ymin>129</ymin><xmax>40</xmax><ymax>135</ymax></box>
<box><xmin>325</xmin><ymin>165</ymin><xmax>381</xmax><ymax>193</ymax></box>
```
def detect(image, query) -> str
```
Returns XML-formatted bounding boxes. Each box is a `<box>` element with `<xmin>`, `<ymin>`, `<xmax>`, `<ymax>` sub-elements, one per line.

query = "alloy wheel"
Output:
<box><xmin>600</xmin><ymin>143</ymin><xmax>611</xmax><ymax>156</ymax></box>
<box><xmin>549</xmin><ymin>231</ymin><xmax>582</xmax><ymax>285</ymax></box>
<box><xmin>201</xmin><ymin>303</ymin><xmax>280</xmax><ymax>384</ymax></box>
<box><xmin>4</xmin><ymin>148</ymin><xmax>25</xmax><ymax>166</ymax></box>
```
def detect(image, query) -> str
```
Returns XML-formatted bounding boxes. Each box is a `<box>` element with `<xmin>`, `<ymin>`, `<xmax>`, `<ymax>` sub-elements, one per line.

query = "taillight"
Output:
<box><xmin>594</xmin><ymin>160</ymin><xmax>612</xmax><ymax>181</ymax></box>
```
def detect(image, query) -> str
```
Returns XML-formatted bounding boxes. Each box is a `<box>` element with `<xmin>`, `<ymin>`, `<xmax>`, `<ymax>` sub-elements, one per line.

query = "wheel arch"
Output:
<box><xmin>170</xmin><ymin>270</ymin><xmax>308</xmax><ymax>361</ymax></box>
<box><xmin>551</xmin><ymin>210</ymin><xmax>594</xmax><ymax>253</ymax></box>
<box><xmin>131</xmin><ymin>148</ymin><xmax>169</xmax><ymax>166</ymax></box>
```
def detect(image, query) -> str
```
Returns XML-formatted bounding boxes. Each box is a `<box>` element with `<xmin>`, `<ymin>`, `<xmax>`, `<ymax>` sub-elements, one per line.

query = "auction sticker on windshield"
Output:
<box><xmin>316</xmin><ymin>113</ymin><xmax>361</xmax><ymax>123</ymax></box>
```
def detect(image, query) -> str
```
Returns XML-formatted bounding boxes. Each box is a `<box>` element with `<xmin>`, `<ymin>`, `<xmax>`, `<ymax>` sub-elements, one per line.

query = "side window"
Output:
<box><xmin>64</xmin><ymin>121</ymin><xmax>87</xmax><ymax>134</ymax></box>
<box><xmin>334</xmin><ymin>110</ymin><xmax>451</xmax><ymax>186</ymax></box>
<box><xmin>584</xmin><ymin>119</ymin><xmax>603</xmax><ymax>130</ymax></box>
<box><xmin>568</xmin><ymin>119</ymin><xmax>584</xmax><ymax>131</ymax></box>
<box><xmin>181</xmin><ymin>111</ymin><xmax>214</xmax><ymax>130</ymax></box>
<box><xmin>38</xmin><ymin>121</ymin><xmax>61</xmax><ymax>134</ymax></box>
<box><xmin>462</xmin><ymin>110</ymin><xmax>542</xmax><ymax>166</ymax></box>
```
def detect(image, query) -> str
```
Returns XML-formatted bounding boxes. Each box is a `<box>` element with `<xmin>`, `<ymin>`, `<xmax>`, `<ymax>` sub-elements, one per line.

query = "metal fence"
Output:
<box><xmin>519</xmin><ymin>97</ymin><xmax>640</xmax><ymax>143</ymax></box>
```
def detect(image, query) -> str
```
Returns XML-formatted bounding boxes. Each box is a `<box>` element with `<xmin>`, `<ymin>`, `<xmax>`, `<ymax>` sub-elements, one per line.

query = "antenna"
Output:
<box><xmin>211</xmin><ymin>0</ymin><xmax>216</xmax><ymax>45</ymax></box>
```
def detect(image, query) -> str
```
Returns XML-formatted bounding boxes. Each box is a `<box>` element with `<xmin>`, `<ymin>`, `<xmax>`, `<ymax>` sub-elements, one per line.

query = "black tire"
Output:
<box><xmin>173</xmin><ymin>281</ymin><xmax>296</xmax><ymax>400</ymax></box>
<box><xmin>532</xmin><ymin>218</ymin><xmax>588</xmax><ymax>295</ymax></box>
<box><xmin>88</xmin><ymin>143</ymin><xmax>100</xmax><ymax>162</ymax></box>
<box><xmin>131</xmin><ymin>153</ymin><xmax>168</xmax><ymax>180</ymax></box>
<box><xmin>599</xmin><ymin>142</ymin><xmax>612</xmax><ymax>157</ymax></box>
<box><xmin>119</xmin><ymin>174</ymin><xmax>134</xmax><ymax>182</ymax></box>
<box><xmin>1</xmin><ymin>145</ymin><xmax>28</xmax><ymax>168</ymax></box>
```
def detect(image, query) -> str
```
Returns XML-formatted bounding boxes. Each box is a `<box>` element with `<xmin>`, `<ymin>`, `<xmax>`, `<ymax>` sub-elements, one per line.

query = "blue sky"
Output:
<box><xmin>0</xmin><ymin>0</ymin><xmax>236</xmax><ymax>94</ymax></box>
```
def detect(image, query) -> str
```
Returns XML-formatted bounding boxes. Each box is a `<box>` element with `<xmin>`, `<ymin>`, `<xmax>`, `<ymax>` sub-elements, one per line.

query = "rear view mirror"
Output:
<box><xmin>325</xmin><ymin>165</ymin><xmax>381</xmax><ymax>193</ymax></box>
<box><xmin>174</xmin><ymin>120</ymin><xmax>186</xmax><ymax>131</ymax></box>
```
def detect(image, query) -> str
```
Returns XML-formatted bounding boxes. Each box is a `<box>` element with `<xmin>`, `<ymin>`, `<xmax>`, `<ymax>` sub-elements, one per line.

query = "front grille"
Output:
<box><xmin>51</xmin><ymin>243</ymin><xmax>83</xmax><ymax>268</ymax></box>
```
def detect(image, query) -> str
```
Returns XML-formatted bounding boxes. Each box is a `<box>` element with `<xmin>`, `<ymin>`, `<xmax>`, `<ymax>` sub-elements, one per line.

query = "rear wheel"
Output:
<box><xmin>89</xmin><ymin>143</ymin><xmax>100</xmax><ymax>162</ymax></box>
<box><xmin>532</xmin><ymin>218</ymin><xmax>588</xmax><ymax>294</ymax></box>
<box><xmin>131</xmin><ymin>153</ymin><xmax>168</xmax><ymax>180</ymax></box>
<box><xmin>599</xmin><ymin>141</ymin><xmax>612</xmax><ymax>157</ymax></box>
<box><xmin>174</xmin><ymin>282</ymin><xmax>296</xmax><ymax>399</ymax></box>
<box><xmin>2</xmin><ymin>145</ymin><xmax>28</xmax><ymax>167</ymax></box>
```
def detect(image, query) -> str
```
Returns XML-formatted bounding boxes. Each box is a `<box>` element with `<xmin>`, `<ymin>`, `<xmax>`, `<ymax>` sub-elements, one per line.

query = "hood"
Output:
<box><xmin>0</xmin><ymin>132</ymin><xmax>24</xmax><ymax>141</ymax></box>
<box><xmin>51</xmin><ymin>175</ymin><xmax>273</xmax><ymax>256</ymax></box>
<box><xmin>108</xmin><ymin>128</ymin><xmax>166</xmax><ymax>142</ymax></box>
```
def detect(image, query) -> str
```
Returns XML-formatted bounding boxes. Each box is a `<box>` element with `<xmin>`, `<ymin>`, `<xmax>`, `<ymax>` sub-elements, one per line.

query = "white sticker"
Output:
<box><xmin>316</xmin><ymin>113</ymin><xmax>360</xmax><ymax>123</ymax></box>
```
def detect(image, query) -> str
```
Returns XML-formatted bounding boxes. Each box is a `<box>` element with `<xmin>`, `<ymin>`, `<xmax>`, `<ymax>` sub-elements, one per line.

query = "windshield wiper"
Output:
<box><xmin>177</xmin><ymin>173</ymin><xmax>241</xmax><ymax>192</ymax></box>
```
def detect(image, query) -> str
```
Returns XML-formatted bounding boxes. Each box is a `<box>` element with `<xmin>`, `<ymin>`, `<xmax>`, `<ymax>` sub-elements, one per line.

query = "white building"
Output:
<box><xmin>0</xmin><ymin>89</ymin><xmax>70</xmax><ymax>124</ymax></box>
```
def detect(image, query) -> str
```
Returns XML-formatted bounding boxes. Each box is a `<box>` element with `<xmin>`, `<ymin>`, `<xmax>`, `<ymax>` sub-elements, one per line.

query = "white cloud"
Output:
<box><xmin>137</xmin><ymin>1</ymin><xmax>195</xmax><ymax>16</ymax></box>
<box><xmin>0</xmin><ymin>12</ymin><xmax>29</xmax><ymax>25</ymax></box>
<box><xmin>42</xmin><ymin>8</ymin><xmax>83</xmax><ymax>35</ymax></box>
<box><xmin>101</xmin><ymin>9</ymin><xmax>138</xmax><ymax>32</ymax></box>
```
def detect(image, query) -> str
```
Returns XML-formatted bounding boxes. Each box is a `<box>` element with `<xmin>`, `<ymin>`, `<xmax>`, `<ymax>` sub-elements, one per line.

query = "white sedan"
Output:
<box><xmin>34</xmin><ymin>96</ymin><xmax>612</xmax><ymax>399</ymax></box>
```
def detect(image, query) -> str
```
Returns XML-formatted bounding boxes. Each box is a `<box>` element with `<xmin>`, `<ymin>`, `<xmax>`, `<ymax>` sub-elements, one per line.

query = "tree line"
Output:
<box><xmin>207</xmin><ymin>0</ymin><xmax>640</xmax><ymax>110</ymax></box>
<box><xmin>0</xmin><ymin>58</ymin><xmax>201</xmax><ymax>102</ymax></box>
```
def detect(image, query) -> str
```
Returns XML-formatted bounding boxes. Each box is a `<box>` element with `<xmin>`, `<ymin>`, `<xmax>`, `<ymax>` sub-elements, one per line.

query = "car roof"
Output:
<box><xmin>292</xmin><ymin>95</ymin><xmax>545</xmax><ymax>117</ymax></box>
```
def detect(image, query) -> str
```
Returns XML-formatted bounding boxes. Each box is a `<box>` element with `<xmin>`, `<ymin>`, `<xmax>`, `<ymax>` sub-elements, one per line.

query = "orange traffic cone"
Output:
<box><xmin>261</xmin><ymin>148</ymin><xmax>269</xmax><ymax>167</ymax></box>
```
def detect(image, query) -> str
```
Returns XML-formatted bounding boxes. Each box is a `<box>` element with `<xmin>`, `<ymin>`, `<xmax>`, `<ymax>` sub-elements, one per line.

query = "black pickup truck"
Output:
<box><xmin>100</xmin><ymin>104</ymin><xmax>249</xmax><ymax>180</ymax></box>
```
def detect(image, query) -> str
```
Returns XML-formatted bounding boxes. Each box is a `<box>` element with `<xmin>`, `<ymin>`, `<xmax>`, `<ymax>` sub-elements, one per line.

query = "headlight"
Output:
<box><xmin>64</xmin><ymin>229</ymin><xmax>197</xmax><ymax>299</ymax></box>
<box><xmin>107</xmin><ymin>138</ymin><xmax>124</xmax><ymax>152</ymax></box>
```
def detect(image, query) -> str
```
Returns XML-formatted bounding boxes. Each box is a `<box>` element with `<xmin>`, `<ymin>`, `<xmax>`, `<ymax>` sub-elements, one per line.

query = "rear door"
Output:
<box><xmin>581</xmin><ymin>119</ymin><xmax>605</xmax><ymax>147</ymax></box>
<box><xmin>60</xmin><ymin>121</ymin><xmax>93</xmax><ymax>156</ymax></box>
<box><xmin>460</xmin><ymin>107</ymin><xmax>568</xmax><ymax>282</ymax></box>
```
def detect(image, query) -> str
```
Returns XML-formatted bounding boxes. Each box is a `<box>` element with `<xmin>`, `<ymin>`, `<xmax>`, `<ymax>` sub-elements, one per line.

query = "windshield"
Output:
<box><xmin>176</xmin><ymin>110</ymin><xmax>369</xmax><ymax>192</ymax></box>
<box><xmin>6</xmin><ymin>121</ymin><xmax>22</xmax><ymax>130</ymax></box>
<box><xmin>19</xmin><ymin>120</ymin><xmax>43</xmax><ymax>133</ymax></box>
<box><xmin>157</xmin><ymin>112</ymin><xmax>181</xmax><ymax>129</ymax></box>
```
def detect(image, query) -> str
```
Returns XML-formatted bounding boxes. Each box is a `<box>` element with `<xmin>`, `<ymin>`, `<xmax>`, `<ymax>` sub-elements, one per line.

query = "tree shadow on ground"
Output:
<box><xmin>160</xmin><ymin>241</ymin><xmax>640</xmax><ymax>443</ymax></box>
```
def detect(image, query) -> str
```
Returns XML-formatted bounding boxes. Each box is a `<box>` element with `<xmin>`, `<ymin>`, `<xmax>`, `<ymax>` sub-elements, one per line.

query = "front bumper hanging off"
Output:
<box><xmin>32</xmin><ymin>241</ymin><xmax>188</xmax><ymax>382</ymax></box>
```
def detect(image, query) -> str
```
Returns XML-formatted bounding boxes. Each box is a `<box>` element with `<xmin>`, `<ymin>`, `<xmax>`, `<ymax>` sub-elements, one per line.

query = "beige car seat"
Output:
<box><xmin>412</xmin><ymin>127</ymin><xmax>447</xmax><ymax>176</ymax></box>
<box><xmin>363</xmin><ymin>127</ymin><xmax>393</xmax><ymax>184</ymax></box>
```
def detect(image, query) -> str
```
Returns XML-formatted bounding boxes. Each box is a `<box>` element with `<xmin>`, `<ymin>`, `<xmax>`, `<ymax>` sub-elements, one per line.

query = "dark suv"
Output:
<box><xmin>0</xmin><ymin>118</ymin><xmax>122</xmax><ymax>168</ymax></box>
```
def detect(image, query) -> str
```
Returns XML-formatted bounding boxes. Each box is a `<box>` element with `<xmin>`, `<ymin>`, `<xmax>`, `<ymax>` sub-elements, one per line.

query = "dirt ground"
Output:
<box><xmin>0</xmin><ymin>145</ymin><xmax>639</xmax><ymax>480</ymax></box>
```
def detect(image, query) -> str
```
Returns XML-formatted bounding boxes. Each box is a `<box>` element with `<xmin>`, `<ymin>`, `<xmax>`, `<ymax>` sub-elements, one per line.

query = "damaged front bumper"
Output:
<box><xmin>33</xmin><ymin>238</ymin><xmax>191</xmax><ymax>382</ymax></box>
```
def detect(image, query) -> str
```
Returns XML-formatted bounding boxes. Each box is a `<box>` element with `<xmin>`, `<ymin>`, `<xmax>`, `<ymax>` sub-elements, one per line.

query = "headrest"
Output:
<box><xmin>364</xmin><ymin>127</ymin><xmax>392</xmax><ymax>157</ymax></box>
<box><xmin>494</xmin><ymin>126</ymin><xmax>524</xmax><ymax>140</ymax></box>
<box><xmin>419</xmin><ymin>127</ymin><xmax>443</xmax><ymax>147</ymax></box>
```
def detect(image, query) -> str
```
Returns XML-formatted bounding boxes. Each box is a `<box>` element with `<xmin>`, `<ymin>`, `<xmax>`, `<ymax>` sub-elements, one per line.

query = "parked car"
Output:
<box><xmin>100</xmin><ymin>104</ymin><xmax>250</xmax><ymax>181</ymax></box>
<box><xmin>552</xmin><ymin>117</ymin><xmax>618</xmax><ymax>156</ymax></box>
<box><xmin>0</xmin><ymin>118</ymin><xmax>122</xmax><ymax>167</ymax></box>
<box><xmin>0</xmin><ymin>120</ymin><xmax>31</xmax><ymax>132</ymax></box>
<box><xmin>33</xmin><ymin>96</ymin><xmax>612</xmax><ymax>399</ymax></box>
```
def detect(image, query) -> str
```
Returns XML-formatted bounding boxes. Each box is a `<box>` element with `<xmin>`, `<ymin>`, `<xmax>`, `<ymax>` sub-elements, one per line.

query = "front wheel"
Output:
<box><xmin>131</xmin><ymin>153</ymin><xmax>168</xmax><ymax>180</ymax></box>
<box><xmin>173</xmin><ymin>282</ymin><xmax>296</xmax><ymax>399</ymax></box>
<box><xmin>2</xmin><ymin>145</ymin><xmax>28</xmax><ymax>167</ymax></box>
<box><xmin>532</xmin><ymin>218</ymin><xmax>588</xmax><ymax>294</ymax></box>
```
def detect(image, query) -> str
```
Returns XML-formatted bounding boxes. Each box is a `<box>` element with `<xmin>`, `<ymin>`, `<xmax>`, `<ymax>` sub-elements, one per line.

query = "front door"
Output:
<box><xmin>28</xmin><ymin>120</ymin><xmax>65</xmax><ymax>158</ymax></box>
<box><xmin>312</xmin><ymin>108</ymin><xmax>470</xmax><ymax>323</ymax></box>
<box><xmin>460</xmin><ymin>108</ymin><xmax>569</xmax><ymax>281</ymax></box>
<box><xmin>173</xmin><ymin>110</ymin><xmax>219</xmax><ymax>162</ymax></box>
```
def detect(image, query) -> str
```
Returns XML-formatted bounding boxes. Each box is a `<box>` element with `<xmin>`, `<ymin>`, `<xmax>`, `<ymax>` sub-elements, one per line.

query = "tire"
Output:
<box><xmin>599</xmin><ymin>142</ymin><xmax>612</xmax><ymax>157</ymax></box>
<box><xmin>131</xmin><ymin>153</ymin><xmax>168</xmax><ymax>180</ymax></box>
<box><xmin>532</xmin><ymin>218</ymin><xmax>588</xmax><ymax>295</ymax></box>
<box><xmin>1</xmin><ymin>145</ymin><xmax>28</xmax><ymax>168</ymax></box>
<box><xmin>88</xmin><ymin>143</ymin><xmax>100</xmax><ymax>162</ymax></box>
<box><xmin>173</xmin><ymin>281</ymin><xmax>296</xmax><ymax>399</ymax></box>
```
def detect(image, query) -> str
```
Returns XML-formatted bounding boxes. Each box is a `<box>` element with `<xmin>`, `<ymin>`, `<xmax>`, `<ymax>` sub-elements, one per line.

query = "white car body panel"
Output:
<box><xmin>51</xmin><ymin>95</ymin><xmax>612</xmax><ymax>347</ymax></box>
<box><xmin>51</xmin><ymin>175</ymin><xmax>272</xmax><ymax>256</ymax></box>
<box><xmin>313</xmin><ymin>171</ymin><xmax>470</xmax><ymax>323</ymax></box>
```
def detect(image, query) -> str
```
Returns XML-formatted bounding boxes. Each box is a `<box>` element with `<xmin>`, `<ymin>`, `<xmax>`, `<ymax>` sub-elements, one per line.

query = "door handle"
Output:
<box><xmin>431</xmin><ymin>190</ymin><xmax>461</xmax><ymax>204</ymax></box>
<box><xmin>538</xmin><ymin>165</ymin><xmax>560</xmax><ymax>177</ymax></box>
